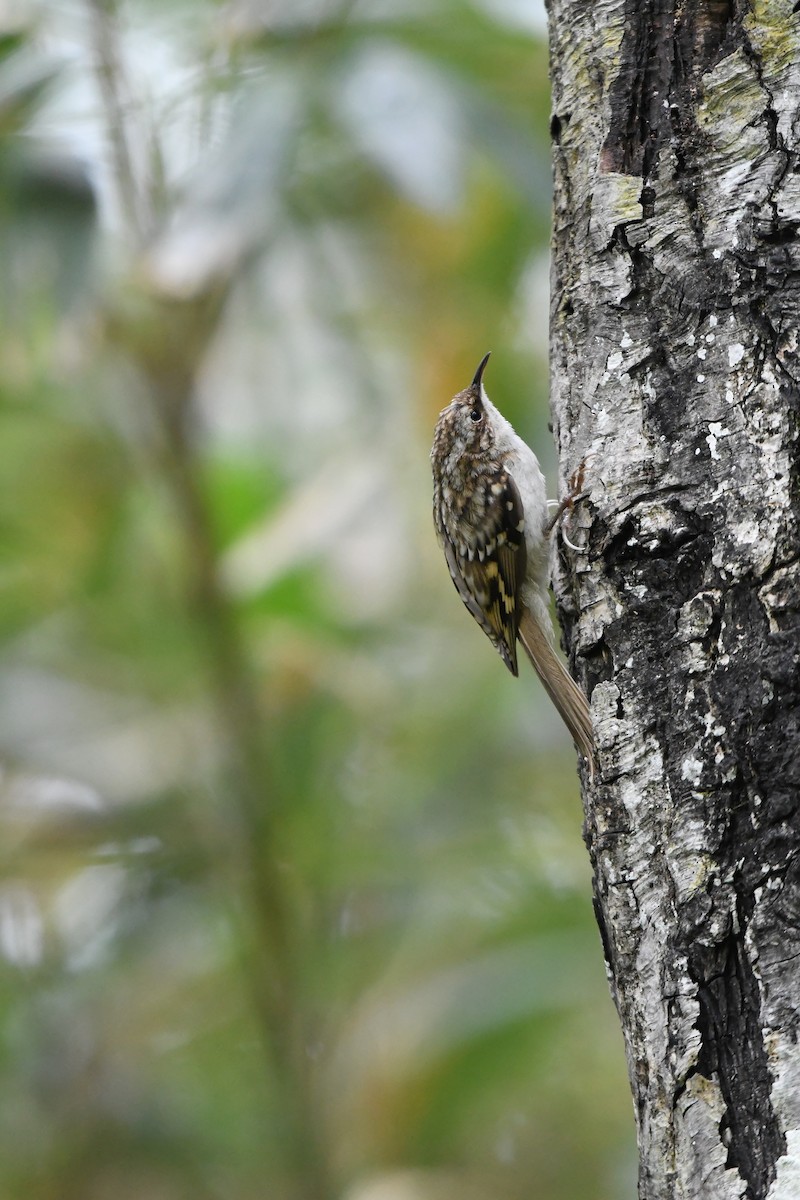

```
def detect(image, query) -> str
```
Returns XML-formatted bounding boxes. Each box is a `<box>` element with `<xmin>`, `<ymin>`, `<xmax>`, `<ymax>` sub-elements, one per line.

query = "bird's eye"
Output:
<box><xmin>470</xmin><ymin>409</ymin><xmax>482</xmax><ymax>423</ymax></box>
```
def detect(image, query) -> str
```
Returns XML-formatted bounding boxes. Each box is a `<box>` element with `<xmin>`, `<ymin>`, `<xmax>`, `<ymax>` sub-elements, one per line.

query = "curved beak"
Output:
<box><xmin>471</xmin><ymin>351</ymin><xmax>491</xmax><ymax>390</ymax></box>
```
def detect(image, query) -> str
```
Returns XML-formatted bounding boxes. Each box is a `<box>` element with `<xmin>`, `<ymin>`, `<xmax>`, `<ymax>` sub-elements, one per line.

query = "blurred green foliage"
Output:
<box><xmin>0</xmin><ymin>2</ymin><xmax>634</xmax><ymax>1198</ymax></box>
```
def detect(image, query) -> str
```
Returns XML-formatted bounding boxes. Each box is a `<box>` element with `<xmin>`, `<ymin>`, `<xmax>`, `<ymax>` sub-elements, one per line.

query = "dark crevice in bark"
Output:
<box><xmin>673</xmin><ymin>580</ymin><xmax>798</xmax><ymax>1199</ymax></box>
<box><xmin>600</xmin><ymin>0</ymin><xmax>675</xmax><ymax>178</ymax></box>
<box><xmin>604</xmin><ymin>509</ymin><xmax>709</xmax><ymax>568</ymax></box>
<box><xmin>601</xmin><ymin>0</ymin><xmax>739</xmax><ymax>183</ymax></box>
<box><xmin>688</xmin><ymin>923</ymin><xmax>783</xmax><ymax>1194</ymax></box>
<box><xmin>550</xmin><ymin>111</ymin><xmax>570</xmax><ymax>143</ymax></box>
<box><xmin>592</xmin><ymin>891</ymin><xmax>616</xmax><ymax>983</ymax></box>
<box><xmin>684</xmin><ymin>757</ymin><xmax>786</xmax><ymax>1197</ymax></box>
<box><xmin>612</xmin><ymin>482</ymin><xmax>694</xmax><ymax>516</ymax></box>
<box><xmin>678</xmin><ymin>0</ymin><xmax>738</xmax><ymax>73</ymax></box>
<box><xmin>669</xmin><ymin>3</ymin><xmax>741</xmax><ymax>247</ymax></box>
<box><xmin>675</xmin><ymin>588</ymin><xmax>794</xmax><ymax>1198</ymax></box>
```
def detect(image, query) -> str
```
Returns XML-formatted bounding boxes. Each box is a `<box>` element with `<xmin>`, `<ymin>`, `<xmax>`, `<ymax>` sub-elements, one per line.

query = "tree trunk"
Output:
<box><xmin>546</xmin><ymin>3</ymin><xmax>800</xmax><ymax>1197</ymax></box>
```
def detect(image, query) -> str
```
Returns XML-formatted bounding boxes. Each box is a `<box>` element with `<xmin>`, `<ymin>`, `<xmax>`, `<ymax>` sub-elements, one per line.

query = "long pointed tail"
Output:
<box><xmin>518</xmin><ymin>608</ymin><xmax>595</xmax><ymax>778</ymax></box>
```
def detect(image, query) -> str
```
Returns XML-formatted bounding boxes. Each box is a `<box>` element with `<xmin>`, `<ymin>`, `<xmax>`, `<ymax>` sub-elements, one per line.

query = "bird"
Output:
<box><xmin>430</xmin><ymin>352</ymin><xmax>594</xmax><ymax>773</ymax></box>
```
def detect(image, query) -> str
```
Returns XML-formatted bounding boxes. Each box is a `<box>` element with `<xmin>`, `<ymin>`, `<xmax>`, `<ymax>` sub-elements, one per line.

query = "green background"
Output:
<box><xmin>0</xmin><ymin>2</ymin><xmax>634</xmax><ymax>1197</ymax></box>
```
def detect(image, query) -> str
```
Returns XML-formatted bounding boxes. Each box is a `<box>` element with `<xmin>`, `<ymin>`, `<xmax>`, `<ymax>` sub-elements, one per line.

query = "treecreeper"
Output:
<box><xmin>430</xmin><ymin>353</ymin><xmax>594</xmax><ymax>774</ymax></box>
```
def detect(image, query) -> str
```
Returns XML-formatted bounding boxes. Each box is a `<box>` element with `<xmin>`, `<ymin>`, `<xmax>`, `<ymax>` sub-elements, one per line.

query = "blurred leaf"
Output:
<box><xmin>0</xmin><ymin>45</ymin><xmax>59</xmax><ymax>135</ymax></box>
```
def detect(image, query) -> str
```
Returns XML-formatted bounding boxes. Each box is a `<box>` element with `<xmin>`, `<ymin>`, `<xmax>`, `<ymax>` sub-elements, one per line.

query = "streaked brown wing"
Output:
<box><xmin>442</xmin><ymin>468</ymin><xmax>526</xmax><ymax>675</ymax></box>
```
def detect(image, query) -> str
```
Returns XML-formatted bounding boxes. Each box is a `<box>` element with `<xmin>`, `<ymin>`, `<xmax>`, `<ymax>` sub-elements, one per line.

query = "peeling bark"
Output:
<box><xmin>546</xmin><ymin>2</ymin><xmax>800</xmax><ymax>1197</ymax></box>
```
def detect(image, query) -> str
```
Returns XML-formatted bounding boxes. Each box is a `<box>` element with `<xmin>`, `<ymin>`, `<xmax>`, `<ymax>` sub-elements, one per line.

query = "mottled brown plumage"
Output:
<box><xmin>434</xmin><ymin>437</ymin><xmax>526</xmax><ymax>673</ymax></box>
<box><xmin>431</xmin><ymin>353</ymin><xmax>595</xmax><ymax>773</ymax></box>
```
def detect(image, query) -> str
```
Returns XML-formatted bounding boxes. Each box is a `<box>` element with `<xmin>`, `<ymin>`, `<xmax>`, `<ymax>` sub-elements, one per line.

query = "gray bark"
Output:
<box><xmin>546</xmin><ymin>3</ymin><xmax>800</xmax><ymax>1198</ymax></box>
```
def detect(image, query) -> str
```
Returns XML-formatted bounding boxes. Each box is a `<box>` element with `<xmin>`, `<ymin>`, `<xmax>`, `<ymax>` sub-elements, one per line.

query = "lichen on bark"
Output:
<box><xmin>546</xmin><ymin>2</ymin><xmax>800</xmax><ymax>1197</ymax></box>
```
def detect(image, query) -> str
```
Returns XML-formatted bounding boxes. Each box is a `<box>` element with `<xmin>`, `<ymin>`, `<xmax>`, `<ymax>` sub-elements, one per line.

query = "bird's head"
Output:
<box><xmin>433</xmin><ymin>352</ymin><xmax>494</xmax><ymax>460</ymax></box>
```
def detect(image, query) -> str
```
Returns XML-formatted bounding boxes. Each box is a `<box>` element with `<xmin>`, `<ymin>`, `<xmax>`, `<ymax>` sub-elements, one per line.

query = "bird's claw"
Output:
<box><xmin>544</xmin><ymin>458</ymin><xmax>590</xmax><ymax>550</ymax></box>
